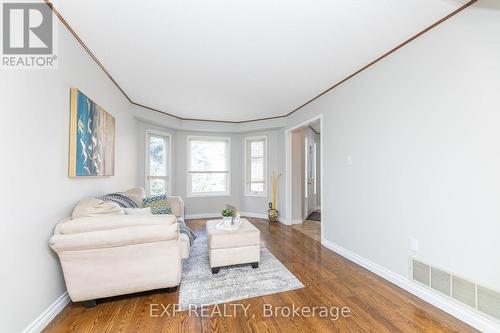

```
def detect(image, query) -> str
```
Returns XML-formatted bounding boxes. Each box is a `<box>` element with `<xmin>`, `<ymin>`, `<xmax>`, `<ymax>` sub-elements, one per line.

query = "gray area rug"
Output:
<box><xmin>178</xmin><ymin>234</ymin><xmax>304</xmax><ymax>309</ymax></box>
<box><xmin>307</xmin><ymin>210</ymin><xmax>321</xmax><ymax>221</ymax></box>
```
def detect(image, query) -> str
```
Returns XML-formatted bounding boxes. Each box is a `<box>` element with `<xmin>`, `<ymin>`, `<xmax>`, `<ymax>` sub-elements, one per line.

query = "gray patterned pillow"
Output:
<box><xmin>143</xmin><ymin>195</ymin><xmax>172</xmax><ymax>215</ymax></box>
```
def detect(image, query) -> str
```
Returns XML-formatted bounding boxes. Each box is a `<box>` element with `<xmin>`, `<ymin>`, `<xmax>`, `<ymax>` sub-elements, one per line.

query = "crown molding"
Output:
<box><xmin>44</xmin><ymin>0</ymin><xmax>476</xmax><ymax>124</ymax></box>
<box><xmin>308</xmin><ymin>125</ymin><xmax>319</xmax><ymax>135</ymax></box>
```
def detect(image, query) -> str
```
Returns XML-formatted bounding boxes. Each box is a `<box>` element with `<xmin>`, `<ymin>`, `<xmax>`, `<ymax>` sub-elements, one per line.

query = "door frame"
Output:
<box><xmin>285</xmin><ymin>114</ymin><xmax>324</xmax><ymax>242</ymax></box>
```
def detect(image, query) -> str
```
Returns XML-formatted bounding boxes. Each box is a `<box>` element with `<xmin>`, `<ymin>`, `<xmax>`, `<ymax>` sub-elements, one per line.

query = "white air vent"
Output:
<box><xmin>431</xmin><ymin>267</ymin><xmax>451</xmax><ymax>296</ymax></box>
<box><xmin>452</xmin><ymin>276</ymin><xmax>476</xmax><ymax>308</ymax></box>
<box><xmin>478</xmin><ymin>286</ymin><xmax>500</xmax><ymax>321</ymax></box>
<box><xmin>410</xmin><ymin>258</ymin><xmax>500</xmax><ymax>323</ymax></box>
<box><xmin>412</xmin><ymin>260</ymin><xmax>430</xmax><ymax>286</ymax></box>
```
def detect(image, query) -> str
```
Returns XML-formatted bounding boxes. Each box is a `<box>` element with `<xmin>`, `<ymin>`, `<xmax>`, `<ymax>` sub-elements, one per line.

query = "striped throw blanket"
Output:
<box><xmin>178</xmin><ymin>220</ymin><xmax>197</xmax><ymax>246</ymax></box>
<box><xmin>97</xmin><ymin>193</ymin><xmax>138</xmax><ymax>209</ymax></box>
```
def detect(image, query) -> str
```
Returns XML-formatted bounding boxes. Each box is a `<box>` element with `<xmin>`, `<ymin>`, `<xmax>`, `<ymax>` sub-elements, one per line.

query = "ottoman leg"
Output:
<box><xmin>212</xmin><ymin>267</ymin><xmax>220</xmax><ymax>274</ymax></box>
<box><xmin>166</xmin><ymin>286</ymin><xmax>178</xmax><ymax>293</ymax></box>
<box><xmin>251</xmin><ymin>262</ymin><xmax>259</xmax><ymax>269</ymax></box>
<box><xmin>84</xmin><ymin>299</ymin><xmax>97</xmax><ymax>308</ymax></box>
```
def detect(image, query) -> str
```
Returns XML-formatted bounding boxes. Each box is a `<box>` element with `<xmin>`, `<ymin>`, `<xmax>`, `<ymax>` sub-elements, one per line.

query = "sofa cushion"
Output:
<box><xmin>62</xmin><ymin>214</ymin><xmax>176</xmax><ymax>234</ymax></box>
<box><xmin>124</xmin><ymin>207</ymin><xmax>152</xmax><ymax>215</ymax></box>
<box><xmin>72</xmin><ymin>198</ymin><xmax>124</xmax><ymax>219</ymax></box>
<box><xmin>51</xmin><ymin>224</ymin><xmax>179</xmax><ymax>252</ymax></box>
<box><xmin>144</xmin><ymin>195</ymin><xmax>172</xmax><ymax>215</ymax></box>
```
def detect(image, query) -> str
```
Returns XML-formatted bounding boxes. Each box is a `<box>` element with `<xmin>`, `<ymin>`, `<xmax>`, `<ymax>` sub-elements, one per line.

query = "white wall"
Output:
<box><xmin>0</xmin><ymin>19</ymin><xmax>138</xmax><ymax>333</ymax></box>
<box><xmin>286</xmin><ymin>1</ymin><xmax>500</xmax><ymax>291</ymax></box>
<box><xmin>137</xmin><ymin>121</ymin><xmax>286</xmax><ymax>217</ymax></box>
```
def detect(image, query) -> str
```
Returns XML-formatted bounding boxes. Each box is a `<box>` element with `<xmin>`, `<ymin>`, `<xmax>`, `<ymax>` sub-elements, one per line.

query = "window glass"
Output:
<box><xmin>146</xmin><ymin>132</ymin><xmax>169</xmax><ymax>195</ymax></box>
<box><xmin>245</xmin><ymin>137</ymin><xmax>266</xmax><ymax>196</ymax></box>
<box><xmin>188</xmin><ymin>137</ymin><xmax>230</xmax><ymax>196</ymax></box>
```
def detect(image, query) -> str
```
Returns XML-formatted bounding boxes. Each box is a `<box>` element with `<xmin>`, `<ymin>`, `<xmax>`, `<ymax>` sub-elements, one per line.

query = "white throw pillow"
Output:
<box><xmin>72</xmin><ymin>198</ymin><xmax>124</xmax><ymax>219</ymax></box>
<box><xmin>125</xmin><ymin>188</ymin><xmax>146</xmax><ymax>208</ymax></box>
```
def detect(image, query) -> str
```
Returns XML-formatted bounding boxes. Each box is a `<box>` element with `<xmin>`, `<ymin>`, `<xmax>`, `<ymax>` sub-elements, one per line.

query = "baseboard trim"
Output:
<box><xmin>321</xmin><ymin>239</ymin><xmax>500</xmax><ymax>333</ymax></box>
<box><xmin>239</xmin><ymin>212</ymin><xmax>268</xmax><ymax>219</ymax></box>
<box><xmin>22</xmin><ymin>292</ymin><xmax>70</xmax><ymax>333</ymax></box>
<box><xmin>277</xmin><ymin>216</ymin><xmax>288</xmax><ymax>225</ymax></box>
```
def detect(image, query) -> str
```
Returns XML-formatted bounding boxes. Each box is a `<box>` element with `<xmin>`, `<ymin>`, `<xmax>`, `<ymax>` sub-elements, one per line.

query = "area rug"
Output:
<box><xmin>307</xmin><ymin>210</ymin><xmax>321</xmax><ymax>221</ymax></box>
<box><xmin>178</xmin><ymin>234</ymin><xmax>304</xmax><ymax>309</ymax></box>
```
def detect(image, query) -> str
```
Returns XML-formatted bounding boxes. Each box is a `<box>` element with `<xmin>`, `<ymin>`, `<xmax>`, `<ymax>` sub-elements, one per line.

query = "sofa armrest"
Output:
<box><xmin>50</xmin><ymin>224</ymin><xmax>179</xmax><ymax>253</ymax></box>
<box><xmin>167</xmin><ymin>196</ymin><xmax>184</xmax><ymax>220</ymax></box>
<box><xmin>57</xmin><ymin>214</ymin><xmax>177</xmax><ymax>235</ymax></box>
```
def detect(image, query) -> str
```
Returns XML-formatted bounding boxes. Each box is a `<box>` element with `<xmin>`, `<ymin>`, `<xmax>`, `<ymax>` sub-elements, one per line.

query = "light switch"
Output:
<box><xmin>346</xmin><ymin>155</ymin><xmax>353</xmax><ymax>166</ymax></box>
<box><xmin>410</xmin><ymin>238</ymin><xmax>419</xmax><ymax>252</ymax></box>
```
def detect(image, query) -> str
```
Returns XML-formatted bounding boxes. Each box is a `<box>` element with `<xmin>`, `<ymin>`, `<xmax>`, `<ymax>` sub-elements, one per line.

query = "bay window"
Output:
<box><xmin>187</xmin><ymin>136</ymin><xmax>231</xmax><ymax>197</ymax></box>
<box><xmin>146</xmin><ymin>131</ymin><xmax>171</xmax><ymax>195</ymax></box>
<box><xmin>244</xmin><ymin>136</ymin><xmax>267</xmax><ymax>196</ymax></box>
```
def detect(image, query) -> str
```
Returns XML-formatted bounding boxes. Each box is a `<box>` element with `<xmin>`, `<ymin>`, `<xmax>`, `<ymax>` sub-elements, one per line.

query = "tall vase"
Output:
<box><xmin>268</xmin><ymin>209</ymin><xmax>278</xmax><ymax>222</ymax></box>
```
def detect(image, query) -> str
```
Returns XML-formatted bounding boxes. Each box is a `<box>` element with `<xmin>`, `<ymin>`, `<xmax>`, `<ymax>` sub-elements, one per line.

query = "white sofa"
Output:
<box><xmin>50</xmin><ymin>194</ymin><xmax>189</xmax><ymax>306</ymax></box>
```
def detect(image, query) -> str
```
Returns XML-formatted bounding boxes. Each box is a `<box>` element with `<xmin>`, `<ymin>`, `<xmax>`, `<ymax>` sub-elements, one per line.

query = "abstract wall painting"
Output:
<box><xmin>69</xmin><ymin>88</ymin><xmax>115</xmax><ymax>177</ymax></box>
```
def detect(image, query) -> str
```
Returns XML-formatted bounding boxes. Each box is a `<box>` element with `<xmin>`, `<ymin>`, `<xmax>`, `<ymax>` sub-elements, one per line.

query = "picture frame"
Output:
<box><xmin>68</xmin><ymin>88</ymin><xmax>115</xmax><ymax>177</ymax></box>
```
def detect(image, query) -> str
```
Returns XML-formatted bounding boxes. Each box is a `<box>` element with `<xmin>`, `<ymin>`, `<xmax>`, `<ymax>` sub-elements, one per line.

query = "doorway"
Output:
<box><xmin>285</xmin><ymin>115</ymin><xmax>322</xmax><ymax>242</ymax></box>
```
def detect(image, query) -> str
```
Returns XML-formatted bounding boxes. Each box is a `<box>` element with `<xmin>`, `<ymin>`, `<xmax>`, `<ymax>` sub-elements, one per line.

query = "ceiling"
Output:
<box><xmin>55</xmin><ymin>0</ymin><xmax>468</xmax><ymax>122</ymax></box>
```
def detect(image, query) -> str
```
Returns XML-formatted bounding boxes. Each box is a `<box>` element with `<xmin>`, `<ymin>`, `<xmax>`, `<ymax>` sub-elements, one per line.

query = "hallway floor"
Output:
<box><xmin>292</xmin><ymin>219</ymin><xmax>321</xmax><ymax>242</ymax></box>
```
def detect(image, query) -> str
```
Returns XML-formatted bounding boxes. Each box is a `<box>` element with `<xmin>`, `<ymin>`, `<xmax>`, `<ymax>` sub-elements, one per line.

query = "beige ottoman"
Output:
<box><xmin>206</xmin><ymin>219</ymin><xmax>261</xmax><ymax>274</ymax></box>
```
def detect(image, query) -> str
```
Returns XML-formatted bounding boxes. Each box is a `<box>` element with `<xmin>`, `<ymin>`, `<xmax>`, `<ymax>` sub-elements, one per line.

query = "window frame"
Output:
<box><xmin>145</xmin><ymin>130</ymin><xmax>172</xmax><ymax>196</ymax></box>
<box><xmin>244</xmin><ymin>135</ymin><xmax>268</xmax><ymax>197</ymax></box>
<box><xmin>186</xmin><ymin>135</ymin><xmax>231</xmax><ymax>198</ymax></box>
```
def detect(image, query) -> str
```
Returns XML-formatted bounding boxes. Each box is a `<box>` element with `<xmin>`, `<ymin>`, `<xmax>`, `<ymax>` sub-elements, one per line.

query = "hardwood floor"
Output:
<box><xmin>292</xmin><ymin>219</ymin><xmax>321</xmax><ymax>242</ymax></box>
<box><xmin>44</xmin><ymin>218</ymin><xmax>478</xmax><ymax>333</ymax></box>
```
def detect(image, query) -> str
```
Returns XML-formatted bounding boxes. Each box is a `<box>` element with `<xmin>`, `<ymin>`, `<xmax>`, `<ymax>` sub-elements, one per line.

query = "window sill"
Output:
<box><xmin>244</xmin><ymin>193</ymin><xmax>268</xmax><ymax>198</ymax></box>
<box><xmin>186</xmin><ymin>193</ymin><xmax>231</xmax><ymax>198</ymax></box>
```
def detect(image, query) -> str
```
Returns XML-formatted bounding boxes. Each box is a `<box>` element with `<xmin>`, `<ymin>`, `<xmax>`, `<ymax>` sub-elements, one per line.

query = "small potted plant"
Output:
<box><xmin>221</xmin><ymin>208</ymin><xmax>235</xmax><ymax>227</ymax></box>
